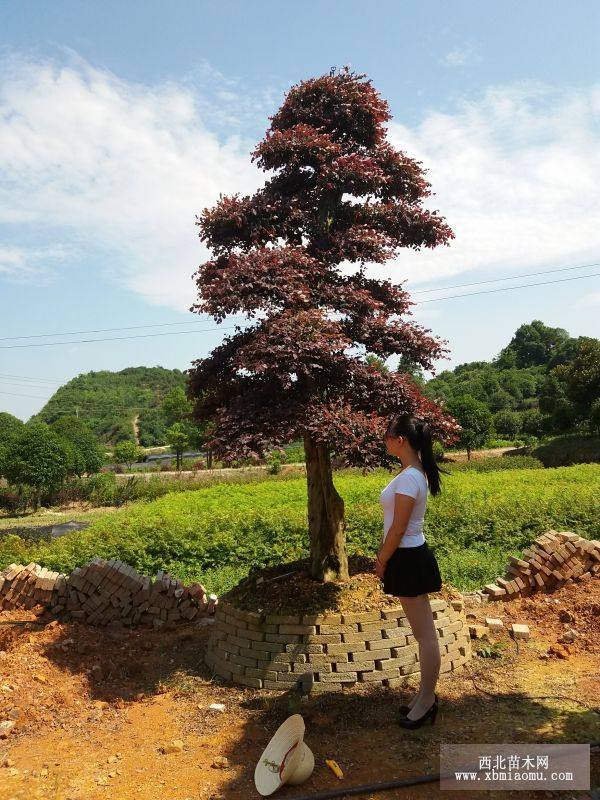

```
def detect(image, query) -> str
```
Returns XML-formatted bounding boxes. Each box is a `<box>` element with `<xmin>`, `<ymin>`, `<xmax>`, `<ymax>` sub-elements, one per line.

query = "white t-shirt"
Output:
<box><xmin>379</xmin><ymin>465</ymin><xmax>428</xmax><ymax>549</ymax></box>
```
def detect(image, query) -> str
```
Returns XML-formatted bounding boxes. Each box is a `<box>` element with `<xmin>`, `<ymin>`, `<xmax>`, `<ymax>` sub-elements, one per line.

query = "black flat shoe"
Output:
<box><xmin>397</xmin><ymin>694</ymin><xmax>438</xmax><ymax>728</ymax></box>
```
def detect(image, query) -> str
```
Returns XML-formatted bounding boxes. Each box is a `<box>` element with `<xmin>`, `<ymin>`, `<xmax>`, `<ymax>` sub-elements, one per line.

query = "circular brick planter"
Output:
<box><xmin>205</xmin><ymin>595</ymin><xmax>472</xmax><ymax>692</ymax></box>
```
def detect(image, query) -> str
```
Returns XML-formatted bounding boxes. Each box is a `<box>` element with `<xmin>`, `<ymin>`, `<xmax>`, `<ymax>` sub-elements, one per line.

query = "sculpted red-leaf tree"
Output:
<box><xmin>186</xmin><ymin>69</ymin><xmax>458</xmax><ymax>583</ymax></box>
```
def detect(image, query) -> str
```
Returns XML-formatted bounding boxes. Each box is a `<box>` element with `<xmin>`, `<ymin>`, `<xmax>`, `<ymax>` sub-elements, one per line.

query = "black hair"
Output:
<box><xmin>385</xmin><ymin>413</ymin><xmax>444</xmax><ymax>496</ymax></box>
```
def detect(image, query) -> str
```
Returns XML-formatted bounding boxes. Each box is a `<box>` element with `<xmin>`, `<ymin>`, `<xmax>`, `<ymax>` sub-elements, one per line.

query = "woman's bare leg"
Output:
<box><xmin>398</xmin><ymin>594</ymin><xmax>441</xmax><ymax>720</ymax></box>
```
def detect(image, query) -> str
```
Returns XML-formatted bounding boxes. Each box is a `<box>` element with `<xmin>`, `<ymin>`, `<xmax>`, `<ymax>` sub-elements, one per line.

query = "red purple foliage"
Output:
<box><xmin>186</xmin><ymin>69</ymin><xmax>459</xmax><ymax>467</ymax></box>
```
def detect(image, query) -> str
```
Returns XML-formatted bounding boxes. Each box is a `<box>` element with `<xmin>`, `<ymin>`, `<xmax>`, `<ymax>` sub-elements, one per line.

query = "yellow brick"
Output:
<box><xmin>341</xmin><ymin>610</ymin><xmax>382</xmax><ymax>624</ymax></box>
<box><xmin>326</xmin><ymin>641</ymin><xmax>367</xmax><ymax>655</ymax></box>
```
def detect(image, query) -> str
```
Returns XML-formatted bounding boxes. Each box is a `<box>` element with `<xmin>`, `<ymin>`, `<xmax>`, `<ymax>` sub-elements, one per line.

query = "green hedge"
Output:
<box><xmin>1</xmin><ymin>464</ymin><xmax>598</xmax><ymax>595</ymax></box>
<box><xmin>533</xmin><ymin>435</ymin><xmax>600</xmax><ymax>467</ymax></box>
<box><xmin>445</xmin><ymin>455</ymin><xmax>543</xmax><ymax>472</ymax></box>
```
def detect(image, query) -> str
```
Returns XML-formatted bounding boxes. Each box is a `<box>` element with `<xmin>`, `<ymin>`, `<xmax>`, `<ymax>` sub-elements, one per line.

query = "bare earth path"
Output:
<box><xmin>0</xmin><ymin>579</ymin><xmax>598</xmax><ymax>800</ymax></box>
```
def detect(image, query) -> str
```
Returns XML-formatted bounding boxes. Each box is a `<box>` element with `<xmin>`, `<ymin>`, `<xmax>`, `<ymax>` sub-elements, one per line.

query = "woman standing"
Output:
<box><xmin>375</xmin><ymin>413</ymin><xmax>444</xmax><ymax>729</ymax></box>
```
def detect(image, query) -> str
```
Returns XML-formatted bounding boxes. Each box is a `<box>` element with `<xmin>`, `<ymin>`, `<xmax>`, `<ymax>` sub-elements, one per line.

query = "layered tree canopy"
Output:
<box><xmin>187</xmin><ymin>69</ymin><xmax>459</xmax><ymax>467</ymax></box>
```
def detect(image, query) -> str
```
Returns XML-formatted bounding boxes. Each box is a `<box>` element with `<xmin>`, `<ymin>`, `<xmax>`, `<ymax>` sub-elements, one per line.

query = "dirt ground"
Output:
<box><xmin>0</xmin><ymin>578</ymin><xmax>598</xmax><ymax>800</ymax></box>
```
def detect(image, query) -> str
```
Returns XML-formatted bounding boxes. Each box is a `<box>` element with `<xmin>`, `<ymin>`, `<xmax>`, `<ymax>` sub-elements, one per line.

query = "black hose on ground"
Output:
<box><xmin>285</xmin><ymin>742</ymin><xmax>600</xmax><ymax>800</ymax></box>
<box><xmin>285</xmin><ymin>771</ymin><xmax>440</xmax><ymax>799</ymax></box>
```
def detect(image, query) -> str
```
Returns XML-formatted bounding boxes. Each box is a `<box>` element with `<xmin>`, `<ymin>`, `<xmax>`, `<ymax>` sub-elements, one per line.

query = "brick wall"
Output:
<box><xmin>482</xmin><ymin>531</ymin><xmax>600</xmax><ymax>600</ymax></box>
<box><xmin>0</xmin><ymin>559</ymin><xmax>217</xmax><ymax>630</ymax></box>
<box><xmin>204</xmin><ymin>597</ymin><xmax>472</xmax><ymax>692</ymax></box>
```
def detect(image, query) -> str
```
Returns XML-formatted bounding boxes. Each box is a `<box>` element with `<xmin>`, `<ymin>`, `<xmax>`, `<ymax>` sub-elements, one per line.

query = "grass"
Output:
<box><xmin>1</xmin><ymin>463</ymin><xmax>598</xmax><ymax>597</ymax></box>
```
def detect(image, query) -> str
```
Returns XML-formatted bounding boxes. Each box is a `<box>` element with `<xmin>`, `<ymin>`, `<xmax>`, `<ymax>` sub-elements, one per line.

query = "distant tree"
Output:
<box><xmin>488</xmin><ymin>389</ymin><xmax>513</xmax><ymax>412</ymax></box>
<box><xmin>395</xmin><ymin>352</ymin><xmax>425</xmax><ymax>383</ymax></box>
<box><xmin>496</xmin><ymin>320</ymin><xmax>571</xmax><ymax>369</ymax></box>
<box><xmin>137</xmin><ymin>407</ymin><xmax>169</xmax><ymax>447</ymax></box>
<box><xmin>520</xmin><ymin>409</ymin><xmax>545</xmax><ymax>438</ymax></box>
<box><xmin>447</xmin><ymin>395</ymin><xmax>494</xmax><ymax>459</ymax></box>
<box><xmin>589</xmin><ymin>399</ymin><xmax>600</xmax><ymax>436</ymax></box>
<box><xmin>455</xmin><ymin>360</ymin><xmax>489</xmax><ymax>374</ymax></box>
<box><xmin>193</xmin><ymin>419</ymin><xmax>217</xmax><ymax>469</ymax></box>
<box><xmin>365</xmin><ymin>354</ymin><xmax>389</xmax><ymax>374</ymax></box>
<box><xmin>166</xmin><ymin>422</ymin><xmax>190</xmax><ymax>470</ymax></box>
<box><xmin>113</xmin><ymin>440</ymin><xmax>144</xmax><ymax>470</ymax></box>
<box><xmin>162</xmin><ymin>387</ymin><xmax>193</xmax><ymax>425</ymax></box>
<box><xmin>162</xmin><ymin>385</ymin><xmax>216</xmax><ymax>464</ymax></box>
<box><xmin>498</xmin><ymin>371</ymin><xmax>526</xmax><ymax>405</ymax></box>
<box><xmin>493</xmin><ymin>410</ymin><xmax>522</xmax><ymax>438</ymax></box>
<box><xmin>538</xmin><ymin>371</ymin><xmax>567</xmax><ymax>416</ymax></box>
<box><xmin>187</xmin><ymin>68</ymin><xmax>458</xmax><ymax>582</ymax></box>
<box><xmin>494</xmin><ymin>346</ymin><xmax>517</xmax><ymax>369</ymax></box>
<box><xmin>553</xmin><ymin>337</ymin><xmax>600</xmax><ymax>417</ymax></box>
<box><xmin>547</xmin><ymin>335</ymin><xmax>584</xmax><ymax>369</ymax></box>
<box><xmin>3</xmin><ymin>422</ymin><xmax>71</xmax><ymax>510</ymax></box>
<box><xmin>0</xmin><ymin>412</ymin><xmax>25</xmax><ymax>477</ymax></box>
<box><xmin>550</xmin><ymin>399</ymin><xmax>577</xmax><ymax>432</ymax></box>
<box><xmin>50</xmin><ymin>416</ymin><xmax>103</xmax><ymax>476</ymax></box>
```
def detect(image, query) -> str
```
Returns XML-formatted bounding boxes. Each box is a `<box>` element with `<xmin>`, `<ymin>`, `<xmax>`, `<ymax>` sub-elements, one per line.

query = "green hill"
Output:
<box><xmin>422</xmin><ymin>320</ymin><xmax>600</xmax><ymax>440</ymax></box>
<box><xmin>25</xmin><ymin>320</ymin><xmax>599</xmax><ymax>451</ymax></box>
<box><xmin>30</xmin><ymin>366</ymin><xmax>187</xmax><ymax>447</ymax></box>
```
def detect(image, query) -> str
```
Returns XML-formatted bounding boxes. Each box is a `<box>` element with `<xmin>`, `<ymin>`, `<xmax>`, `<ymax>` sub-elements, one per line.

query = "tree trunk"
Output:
<box><xmin>303</xmin><ymin>431</ymin><xmax>348</xmax><ymax>582</ymax></box>
<box><xmin>467</xmin><ymin>447</ymin><xmax>471</xmax><ymax>461</ymax></box>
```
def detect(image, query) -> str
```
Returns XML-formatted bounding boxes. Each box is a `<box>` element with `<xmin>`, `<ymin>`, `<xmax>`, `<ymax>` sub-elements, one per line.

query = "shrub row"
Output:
<box><xmin>0</xmin><ymin>467</ymin><xmax>305</xmax><ymax>513</ymax></box>
<box><xmin>1</xmin><ymin>464</ymin><xmax>598</xmax><ymax>596</ymax></box>
<box><xmin>445</xmin><ymin>455</ymin><xmax>543</xmax><ymax>472</ymax></box>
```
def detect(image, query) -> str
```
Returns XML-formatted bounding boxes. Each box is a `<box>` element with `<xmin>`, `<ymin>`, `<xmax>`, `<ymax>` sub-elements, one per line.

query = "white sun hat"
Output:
<box><xmin>254</xmin><ymin>714</ymin><xmax>315</xmax><ymax>795</ymax></box>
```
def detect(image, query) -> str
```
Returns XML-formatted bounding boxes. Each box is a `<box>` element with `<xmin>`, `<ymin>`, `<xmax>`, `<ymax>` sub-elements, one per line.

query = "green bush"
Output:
<box><xmin>533</xmin><ymin>435</ymin><xmax>600</xmax><ymax>467</ymax></box>
<box><xmin>282</xmin><ymin>442</ymin><xmax>305</xmax><ymax>462</ymax></box>
<box><xmin>0</xmin><ymin>464</ymin><xmax>307</xmax><ymax>512</ymax></box>
<box><xmin>2</xmin><ymin>464</ymin><xmax>598</xmax><ymax>596</ymax></box>
<box><xmin>484</xmin><ymin>437</ymin><xmax>523</xmax><ymax>448</ymax></box>
<box><xmin>493</xmin><ymin>410</ymin><xmax>522</xmax><ymax>438</ymax></box>
<box><xmin>447</xmin><ymin>455</ymin><xmax>544</xmax><ymax>472</ymax></box>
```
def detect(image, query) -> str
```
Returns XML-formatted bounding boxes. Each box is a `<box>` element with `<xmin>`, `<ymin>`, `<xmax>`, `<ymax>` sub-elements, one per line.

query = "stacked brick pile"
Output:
<box><xmin>0</xmin><ymin>559</ymin><xmax>217</xmax><ymax>629</ymax></box>
<box><xmin>205</xmin><ymin>596</ymin><xmax>471</xmax><ymax>692</ymax></box>
<box><xmin>0</xmin><ymin>563</ymin><xmax>62</xmax><ymax>610</ymax></box>
<box><xmin>483</xmin><ymin>531</ymin><xmax>600</xmax><ymax>601</ymax></box>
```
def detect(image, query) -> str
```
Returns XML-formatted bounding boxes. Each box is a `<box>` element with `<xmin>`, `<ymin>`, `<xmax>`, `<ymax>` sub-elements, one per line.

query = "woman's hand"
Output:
<box><xmin>375</xmin><ymin>555</ymin><xmax>387</xmax><ymax>579</ymax></box>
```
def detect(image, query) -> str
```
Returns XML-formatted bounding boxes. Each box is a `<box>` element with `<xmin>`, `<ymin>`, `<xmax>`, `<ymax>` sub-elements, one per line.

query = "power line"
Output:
<box><xmin>0</xmin><ymin>372</ymin><xmax>61</xmax><ymax>385</ymax></box>
<box><xmin>416</xmin><ymin>271</ymin><xmax>600</xmax><ymax>304</ymax></box>
<box><xmin>0</xmin><ymin>387</ymin><xmax>149</xmax><ymax>409</ymax></box>
<box><xmin>0</xmin><ymin>390</ymin><xmax>49</xmax><ymax>400</ymax></box>
<box><xmin>0</xmin><ymin>392</ymin><xmax>135</xmax><ymax>409</ymax></box>
<box><xmin>0</xmin><ymin>324</ymin><xmax>241</xmax><ymax>350</ymax></box>
<box><xmin>410</xmin><ymin>260</ymin><xmax>600</xmax><ymax>294</ymax></box>
<box><xmin>1</xmin><ymin>258</ymin><xmax>598</xmax><ymax>344</ymax></box>
<box><xmin>0</xmin><ymin>378</ymin><xmax>63</xmax><ymax>391</ymax></box>
<box><xmin>3</xmin><ymin>272</ymin><xmax>599</xmax><ymax>350</ymax></box>
<box><xmin>0</xmin><ymin>318</ymin><xmax>245</xmax><ymax>342</ymax></box>
<box><xmin>1</xmin><ymin>267</ymin><xmax>598</xmax><ymax>353</ymax></box>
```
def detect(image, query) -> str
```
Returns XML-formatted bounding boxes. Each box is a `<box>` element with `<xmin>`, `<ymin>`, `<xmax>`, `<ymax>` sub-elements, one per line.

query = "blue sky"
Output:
<box><xmin>1</xmin><ymin>0</ymin><xmax>599</xmax><ymax>422</ymax></box>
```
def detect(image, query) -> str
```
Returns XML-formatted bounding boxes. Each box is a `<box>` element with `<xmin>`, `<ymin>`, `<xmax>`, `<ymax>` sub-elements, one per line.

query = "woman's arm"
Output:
<box><xmin>377</xmin><ymin>493</ymin><xmax>416</xmax><ymax>566</ymax></box>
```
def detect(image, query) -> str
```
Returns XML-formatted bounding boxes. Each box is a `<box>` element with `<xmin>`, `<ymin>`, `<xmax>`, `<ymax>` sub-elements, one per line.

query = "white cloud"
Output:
<box><xmin>0</xmin><ymin>52</ymin><xmax>263</xmax><ymax>310</ymax></box>
<box><xmin>1</xmin><ymin>55</ymin><xmax>599</xmax><ymax>315</ymax></box>
<box><xmin>441</xmin><ymin>43</ymin><xmax>482</xmax><ymax>67</ymax></box>
<box><xmin>577</xmin><ymin>291</ymin><xmax>600</xmax><ymax>307</ymax></box>
<box><xmin>383</xmin><ymin>80</ymin><xmax>600</xmax><ymax>291</ymax></box>
<box><xmin>0</xmin><ymin>244</ymin><xmax>73</xmax><ymax>281</ymax></box>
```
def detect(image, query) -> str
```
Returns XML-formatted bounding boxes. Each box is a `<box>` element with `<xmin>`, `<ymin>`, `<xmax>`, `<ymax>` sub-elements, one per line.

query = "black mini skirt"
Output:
<box><xmin>382</xmin><ymin>541</ymin><xmax>442</xmax><ymax>597</ymax></box>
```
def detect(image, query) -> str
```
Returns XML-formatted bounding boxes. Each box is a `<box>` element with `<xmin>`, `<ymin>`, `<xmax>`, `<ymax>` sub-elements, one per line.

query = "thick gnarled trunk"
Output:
<box><xmin>303</xmin><ymin>431</ymin><xmax>348</xmax><ymax>582</ymax></box>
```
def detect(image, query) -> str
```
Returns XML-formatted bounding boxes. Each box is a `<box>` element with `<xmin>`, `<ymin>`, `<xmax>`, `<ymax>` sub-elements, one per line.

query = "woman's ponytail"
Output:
<box><xmin>385</xmin><ymin>414</ymin><xmax>445</xmax><ymax>496</ymax></box>
<box><xmin>416</xmin><ymin>421</ymin><xmax>442</xmax><ymax>496</ymax></box>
